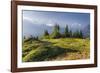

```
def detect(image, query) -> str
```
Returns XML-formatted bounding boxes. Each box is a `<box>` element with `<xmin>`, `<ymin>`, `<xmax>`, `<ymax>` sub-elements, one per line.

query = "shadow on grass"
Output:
<box><xmin>22</xmin><ymin>40</ymin><xmax>53</xmax><ymax>57</ymax></box>
<box><xmin>65</xmin><ymin>48</ymin><xmax>78</xmax><ymax>53</ymax></box>
<box><xmin>23</xmin><ymin>40</ymin><xmax>79</xmax><ymax>62</ymax></box>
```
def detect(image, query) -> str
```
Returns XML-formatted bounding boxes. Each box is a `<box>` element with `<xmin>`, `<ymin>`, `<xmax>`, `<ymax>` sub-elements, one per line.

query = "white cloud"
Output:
<box><xmin>70</xmin><ymin>22</ymin><xmax>82</xmax><ymax>30</ymax></box>
<box><xmin>23</xmin><ymin>16</ymin><xmax>42</xmax><ymax>25</ymax></box>
<box><xmin>23</xmin><ymin>16</ymin><xmax>34</xmax><ymax>23</ymax></box>
<box><xmin>72</xmin><ymin>22</ymin><xmax>81</xmax><ymax>27</ymax></box>
<box><xmin>46</xmin><ymin>23</ymin><xmax>55</xmax><ymax>27</ymax></box>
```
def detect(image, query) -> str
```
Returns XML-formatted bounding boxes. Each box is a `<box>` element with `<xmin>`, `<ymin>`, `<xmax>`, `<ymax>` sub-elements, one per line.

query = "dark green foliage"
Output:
<box><xmin>42</xmin><ymin>30</ymin><xmax>50</xmax><ymax>39</ymax></box>
<box><xmin>73</xmin><ymin>30</ymin><xmax>83</xmax><ymax>38</ymax></box>
<box><xmin>69</xmin><ymin>30</ymin><xmax>72</xmax><ymax>37</ymax></box>
<box><xmin>79</xmin><ymin>30</ymin><xmax>83</xmax><ymax>38</ymax></box>
<box><xmin>51</xmin><ymin>24</ymin><xmax>61</xmax><ymax>38</ymax></box>
<box><xmin>64</xmin><ymin>25</ymin><xmax>70</xmax><ymax>37</ymax></box>
<box><xmin>44</xmin><ymin>30</ymin><xmax>49</xmax><ymax>36</ymax></box>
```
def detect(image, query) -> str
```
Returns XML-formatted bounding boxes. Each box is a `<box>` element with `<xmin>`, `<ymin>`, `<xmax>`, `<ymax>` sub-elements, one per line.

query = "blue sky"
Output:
<box><xmin>22</xmin><ymin>10</ymin><xmax>90</xmax><ymax>37</ymax></box>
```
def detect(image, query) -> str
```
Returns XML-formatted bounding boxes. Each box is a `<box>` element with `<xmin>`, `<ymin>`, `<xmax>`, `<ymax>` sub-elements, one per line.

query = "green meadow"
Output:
<box><xmin>22</xmin><ymin>38</ymin><xmax>90</xmax><ymax>62</ymax></box>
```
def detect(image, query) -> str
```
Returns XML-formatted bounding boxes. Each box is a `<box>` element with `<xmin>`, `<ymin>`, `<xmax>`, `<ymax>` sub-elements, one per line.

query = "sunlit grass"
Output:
<box><xmin>22</xmin><ymin>38</ymin><xmax>90</xmax><ymax>62</ymax></box>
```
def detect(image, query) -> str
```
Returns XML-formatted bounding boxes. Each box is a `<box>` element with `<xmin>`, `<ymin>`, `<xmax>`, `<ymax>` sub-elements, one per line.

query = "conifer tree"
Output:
<box><xmin>73</xmin><ymin>30</ymin><xmax>83</xmax><ymax>38</ymax></box>
<box><xmin>51</xmin><ymin>24</ymin><xmax>61</xmax><ymax>38</ymax></box>
<box><xmin>64</xmin><ymin>25</ymin><xmax>70</xmax><ymax>37</ymax></box>
<box><xmin>79</xmin><ymin>30</ymin><xmax>83</xmax><ymax>38</ymax></box>
<box><xmin>44</xmin><ymin>30</ymin><xmax>49</xmax><ymax>36</ymax></box>
<box><xmin>69</xmin><ymin>30</ymin><xmax>72</xmax><ymax>37</ymax></box>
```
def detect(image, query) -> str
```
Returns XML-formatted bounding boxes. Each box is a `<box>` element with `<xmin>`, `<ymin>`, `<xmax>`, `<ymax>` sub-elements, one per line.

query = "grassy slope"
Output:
<box><xmin>22</xmin><ymin>38</ymin><xmax>90</xmax><ymax>62</ymax></box>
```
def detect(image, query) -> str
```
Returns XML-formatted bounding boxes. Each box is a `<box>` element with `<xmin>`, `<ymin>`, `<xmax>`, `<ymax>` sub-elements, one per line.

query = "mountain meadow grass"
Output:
<box><xmin>22</xmin><ymin>38</ymin><xmax>90</xmax><ymax>62</ymax></box>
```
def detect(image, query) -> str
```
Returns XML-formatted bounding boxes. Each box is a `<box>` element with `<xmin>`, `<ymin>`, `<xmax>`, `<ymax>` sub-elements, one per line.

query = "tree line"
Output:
<box><xmin>24</xmin><ymin>24</ymin><xmax>83</xmax><ymax>41</ymax></box>
<box><xmin>43</xmin><ymin>24</ymin><xmax>83</xmax><ymax>39</ymax></box>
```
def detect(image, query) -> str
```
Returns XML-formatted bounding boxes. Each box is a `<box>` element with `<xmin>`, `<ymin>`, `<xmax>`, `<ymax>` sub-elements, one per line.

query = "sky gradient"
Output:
<box><xmin>22</xmin><ymin>10</ymin><xmax>90</xmax><ymax>37</ymax></box>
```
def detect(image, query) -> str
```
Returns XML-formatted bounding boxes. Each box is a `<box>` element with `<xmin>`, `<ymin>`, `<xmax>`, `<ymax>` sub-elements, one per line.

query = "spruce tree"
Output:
<box><xmin>73</xmin><ymin>30</ymin><xmax>83</xmax><ymax>38</ymax></box>
<box><xmin>64</xmin><ymin>25</ymin><xmax>70</xmax><ymax>37</ymax></box>
<box><xmin>44</xmin><ymin>30</ymin><xmax>49</xmax><ymax>36</ymax></box>
<box><xmin>51</xmin><ymin>24</ymin><xmax>61</xmax><ymax>38</ymax></box>
<box><xmin>69</xmin><ymin>30</ymin><xmax>72</xmax><ymax>37</ymax></box>
<box><xmin>79</xmin><ymin>30</ymin><xmax>83</xmax><ymax>38</ymax></box>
